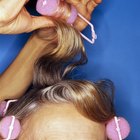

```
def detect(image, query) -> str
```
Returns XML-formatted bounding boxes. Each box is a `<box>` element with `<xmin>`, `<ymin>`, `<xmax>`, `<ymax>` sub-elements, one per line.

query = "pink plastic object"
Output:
<box><xmin>78</xmin><ymin>13</ymin><xmax>97</xmax><ymax>44</ymax></box>
<box><xmin>106</xmin><ymin>116</ymin><xmax>130</xmax><ymax>140</ymax></box>
<box><xmin>0</xmin><ymin>116</ymin><xmax>21</xmax><ymax>140</ymax></box>
<box><xmin>0</xmin><ymin>100</ymin><xmax>18</xmax><ymax>117</ymax></box>
<box><xmin>36</xmin><ymin>0</ymin><xmax>77</xmax><ymax>24</ymax></box>
<box><xmin>67</xmin><ymin>5</ymin><xmax>78</xmax><ymax>24</ymax></box>
<box><xmin>36</xmin><ymin>0</ymin><xmax>60</xmax><ymax>16</ymax></box>
<box><xmin>0</xmin><ymin>101</ymin><xmax>7</xmax><ymax>116</ymax></box>
<box><xmin>36</xmin><ymin>0</ymin><xmax>97</xmax><ymax>44</ymax></box>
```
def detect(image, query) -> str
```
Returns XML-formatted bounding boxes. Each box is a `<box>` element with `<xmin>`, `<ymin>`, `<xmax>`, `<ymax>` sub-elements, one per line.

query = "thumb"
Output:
<box><xmin>29</xmin><ymin>16</ymin><xmax>55</xmax><ymax>32</ymax></box>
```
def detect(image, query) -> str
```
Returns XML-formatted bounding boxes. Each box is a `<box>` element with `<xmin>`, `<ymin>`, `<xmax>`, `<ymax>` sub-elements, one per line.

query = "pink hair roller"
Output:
<box><xmin>106</xmin><ymin>116</ymin><xmax>130</xmax><ymax>140</ymax></box>
<box><xmin>0</xmin><ymin>100</ymin><xmax>21</xmax><ymax>140</ymax></box>
<box><xmin>0</xmin><ymin>116</ymin><xmax>21</xmax><ymax>140</ymax></box>
<box><xmin>36</xmin><ymin>0</ymin><xmax>97</xmax><ymax>44</ymax></box>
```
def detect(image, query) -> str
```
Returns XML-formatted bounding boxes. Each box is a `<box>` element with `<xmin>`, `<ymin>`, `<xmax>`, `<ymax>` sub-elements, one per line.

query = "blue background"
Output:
<box><xmin>0</xmin><ymin>0</ymin><xmax>139</xmax><ymax>139</ymax></box>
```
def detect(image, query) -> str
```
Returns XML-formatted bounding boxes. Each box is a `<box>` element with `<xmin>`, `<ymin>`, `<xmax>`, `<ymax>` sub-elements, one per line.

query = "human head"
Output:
<box><xmin>4</xmin><ymin>80</ymin><xmax>115</xmax><ymax>140</ymax></box>
<box><xmin>0</xmin><ymin>20</ymin><xmax>116</xmax><ymax>140</ymax></box>
<box><xmin>18</xmin><ymin>104</ymin><xmax>107</xmax><ymax>140</ymax></box>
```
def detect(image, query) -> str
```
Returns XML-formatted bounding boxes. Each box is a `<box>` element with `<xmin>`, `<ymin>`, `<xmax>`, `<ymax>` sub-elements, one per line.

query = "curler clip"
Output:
<box><xmin>78</xmin><ymin>13</ymin><xmax>97</xmax><ymax>44</ymax></box>
<box><xmin>114</xmin><ymin>116</ymin><xmax>122</xmax><ymax>140</ymax></box>
<box><xmin>2</xmin><ymin>99</ymin><xmax>18</xmax><ymax>116</ymax></box>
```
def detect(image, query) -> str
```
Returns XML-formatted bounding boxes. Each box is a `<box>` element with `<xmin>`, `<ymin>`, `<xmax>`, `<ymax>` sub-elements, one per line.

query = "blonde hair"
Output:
<box><xmin>5</xmin><ymin>20</ymin><xmax>115</xmax><ymax>139</ymax></box>
<box><xmin>33</xmin><ymin>20</ymin><xmax>87</xmax><ymax>88</ymax></box>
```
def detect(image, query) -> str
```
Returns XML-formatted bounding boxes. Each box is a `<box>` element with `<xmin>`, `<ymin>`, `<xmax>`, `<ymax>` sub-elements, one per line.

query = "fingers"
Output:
<box><xmin>94</xmin><ymin>0</ymin><xmax>102</xmax><ymax>4</ymax></box>
<box><xmin>73</xmin><ymin>3</ymin><xmax>91</xmax><ymax>31</ymax></box>
<box><xmin>29</xmin><ymin>16</ymin><xmax>55</xmax><ymax>32</ymax></box>
<box><xmin>0</xmin><ymin>16</ymin><xmax>55</xmax><ymax>34</ymax></box>
<box><xmin>73</xmin><ymin>17</ymin><xmax>90</xmax><ymax>31</ymax></box>
<box><xmin>87</xmin><ymin>0</ymin><xmax>98</xmax><ymax>14</ymax></box>
<box><xmin>0</xmin><ymin>13</ymin><xmax>55</xmax><ymax>34</ymax></box>
<box><xmin>66</xmin><ymin>0</ymin><xmax>101</xmax><ymax>31</ymax></box>
<box><xmin>65</xmin><ymin>0</ymin><xmax>80</xmax><ymax>6</ymax></box>
<box><xmin>0</xmin><ymin>0</ymin><xmax>28</xmax><ymax>21</ymax></box>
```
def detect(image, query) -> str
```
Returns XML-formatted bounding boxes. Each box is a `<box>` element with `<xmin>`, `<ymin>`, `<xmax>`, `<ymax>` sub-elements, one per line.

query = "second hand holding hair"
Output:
<box><xmin>36</xmin><ymin>0</ymin><xmax>97</xmax><ymax>44</ymax></box>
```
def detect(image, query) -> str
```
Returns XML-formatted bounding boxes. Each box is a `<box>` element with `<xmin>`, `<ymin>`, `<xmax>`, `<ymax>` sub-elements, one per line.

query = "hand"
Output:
<box><xmin>0</xmin><ymin>0</ymin><xmax>54</xmax><ymax>34</ymax></box>
<box><xmin>66</xmin><ymin>0</ymin><xmax>102</xmax><ymax>31</ymax></box>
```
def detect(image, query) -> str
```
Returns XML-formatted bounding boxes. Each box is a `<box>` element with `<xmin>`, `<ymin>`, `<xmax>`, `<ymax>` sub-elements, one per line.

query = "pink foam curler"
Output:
<box><xmin>36</xmin><ymin>0</ymin><xmax>97</xmax><ymax>44</ymax></box>
<box><xmin>0</xmin><ymin>116</ymin><xmax>21</xmax><ymax>140</ymax></box>
<box><xmin>36</xmin><ymin>0</ymin><xmax>60</xmax><ymax>16</ymax></box>
<box><xmin>67</xmin><ymin>5</ymin><xmax>78</xmax><ymax>24</ymax></box>
<box><xmin>36</xmin><ymin>0</ymin><xmax>77</xmax><ymax>24</ymax></box>
<box><xmin>106</xmin><ymin>116</ymin><xmax>130</xmax><ymax>140</ymax></box>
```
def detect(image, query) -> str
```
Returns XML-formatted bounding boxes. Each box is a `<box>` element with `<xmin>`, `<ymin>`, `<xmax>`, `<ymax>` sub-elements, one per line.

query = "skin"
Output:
<box><xmin>66</xmin><ymin>0</ymin><xmax>102</xmax><ymax>31</ymax></box>
<box><xmin>0</xmin><ymin>0</ymin><xmax>102</xmax><ymax>100</ymax></box>
<box><xmin>0</xmin><ymin>33</ymin><xmax>49</xmax><ymax>100</ymax></box>
<box><xmin>0</xmin><ymin>0</ymin><xmax>54</xmax><ymax>34</ymax></box>
<box><xmin>0</xmin><ymin>1</ymin><xmax>106</xmax><ymax>139</ymax></box>
<box><xmin>0</xmin><ymin>0</ymin><xmax>102</xmax><ymax>34</ymax></box>
<box><xmin>19</xmin><ymin>103</ymin><xmax>107</xmax><ymax>140</ymax></box>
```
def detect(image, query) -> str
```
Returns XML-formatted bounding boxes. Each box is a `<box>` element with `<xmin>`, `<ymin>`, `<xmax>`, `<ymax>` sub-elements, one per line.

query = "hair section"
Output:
<box><xmin>33</xmin><ymin>20</ymin><xmax>87</xmax><ymax>88</ymax></box>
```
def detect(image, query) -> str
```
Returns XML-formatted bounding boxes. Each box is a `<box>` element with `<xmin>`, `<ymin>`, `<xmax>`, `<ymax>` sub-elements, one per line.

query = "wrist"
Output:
<box><xmin>25</xmin><ymin>33</ymin><xmax>47</xmax><ymax>57</ymax></box>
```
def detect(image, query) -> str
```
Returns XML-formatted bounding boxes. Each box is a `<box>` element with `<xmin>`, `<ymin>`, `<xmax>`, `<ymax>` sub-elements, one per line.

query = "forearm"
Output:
<box><xmin>0</xmin><ymin>33</ymin><xmax>46</xmax><ymax>101</ymax></box>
